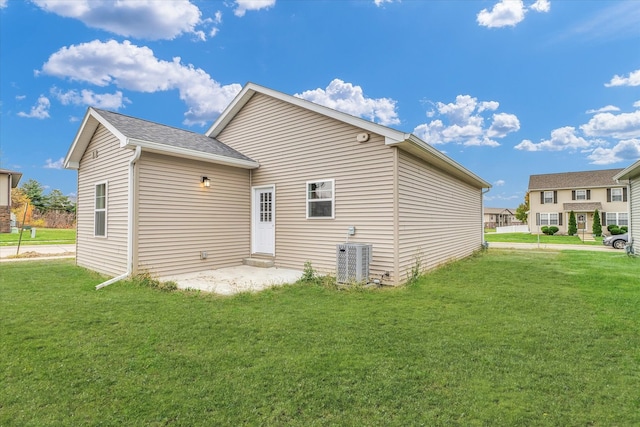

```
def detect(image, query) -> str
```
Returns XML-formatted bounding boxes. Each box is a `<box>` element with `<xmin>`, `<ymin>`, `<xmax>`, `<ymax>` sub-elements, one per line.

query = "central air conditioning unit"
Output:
<box><xmin>336</xmin><ymin>243</ymin><xmax>372</xmax><ymax>284</ymax></box>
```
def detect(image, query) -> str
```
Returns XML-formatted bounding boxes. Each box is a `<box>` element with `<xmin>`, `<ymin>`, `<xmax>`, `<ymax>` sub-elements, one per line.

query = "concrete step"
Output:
<box><xmin>243</xmin><ymin>257</ymin><xmax>275</xmax><ymax>268</ymax></box>
<box><xmin>578</xmin><ymin>233</ymin><xmax>596</xmax><ymax>242</ymax></box>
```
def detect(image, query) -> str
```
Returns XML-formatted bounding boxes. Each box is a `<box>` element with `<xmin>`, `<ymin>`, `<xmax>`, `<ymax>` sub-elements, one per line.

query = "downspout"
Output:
<box><xmin>96</xmin><ymin>145</ymin><xmax>142</xmax><ymax>290</ymax></box>
<box><xmin>623</xmin><ymin>179</ymin><xmax>633</xmax><ymax>247</ymax></box>
<box><xmin>482</xmin><ymin>187</ymin><xmax>491</xmax><ymax>247</ymax></box>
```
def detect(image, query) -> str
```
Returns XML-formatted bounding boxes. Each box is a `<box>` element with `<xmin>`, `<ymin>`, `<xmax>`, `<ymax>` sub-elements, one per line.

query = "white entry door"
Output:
<box><xmin>252</xmin><ymin>186</ymin><xmax>275</xmax><ymax>255</ymax></box>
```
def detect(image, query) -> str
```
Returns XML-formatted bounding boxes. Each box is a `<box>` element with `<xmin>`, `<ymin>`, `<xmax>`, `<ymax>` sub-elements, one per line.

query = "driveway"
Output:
<box><xmin>488</xmin><ymin>242</ymin><xmax>614</xmax><ymax>252</ymax></box>
<box><xmin>0</xmin><ymin>244</ymin><xmax>76</xmax><ymax>262</ymax></box>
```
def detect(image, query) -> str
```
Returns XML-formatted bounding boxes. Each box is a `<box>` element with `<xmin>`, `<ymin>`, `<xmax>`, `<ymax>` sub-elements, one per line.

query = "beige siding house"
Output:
<box><xmin>0</xmin><ymin>169</ymin><xmax>23</xmax><ymax>233</ymax></box>
<box><xmin>483</xmin><ymin>207</ymin><xmax>520</xmax><ymax>229</ymax></box>
<box><xmin>614</xmin><ymin>159</ymin><xmax>640</xmax><ymax>252</ymax></box>
<box><xmin>528</xmin><ymin>169</ymin><xmax>628</xmax><ymax>235</ymax></box>
<box><xmin>65</xmin><ymin>83</ymin><xmax>490</xmax><ymax>286</ymax></box>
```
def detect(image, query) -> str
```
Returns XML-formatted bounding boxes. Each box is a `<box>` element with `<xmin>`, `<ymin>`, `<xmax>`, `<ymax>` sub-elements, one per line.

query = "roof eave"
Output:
<box><xmin>64</xmin><ymin>108</ymin><xmax>127</xmax><ymax>170</ymax></box>
<box><xmin>613</xmin><ymin>159</ymin><xmax>640</xmax><ymax>181</ymax></box>
<box><xmin>124</xmin><ymin>139</ymin><xmax>259</xmax><ymax>169</ymax></box>
<box><xmin>390</xmin><ymin>135</ymin><xmax>491</xmax><ymax>189</ymax></box>
<box><xmin>206</xmin><ymin>82</ymin><xmax>408</xmax><ymax>142</ymax></box>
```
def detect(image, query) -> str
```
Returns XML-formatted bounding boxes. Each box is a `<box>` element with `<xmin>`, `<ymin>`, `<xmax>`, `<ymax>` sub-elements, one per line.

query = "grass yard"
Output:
<box><xmin>0</xmin><ymin>228</ymin><xmax>76</xmax><ymax>246</ymax></box>
<box><xmin>485</xmin><ymin>232</ymin><xmax>602</xmax><ymax>245</ymax></box>
<box><xmin>2</xmin><ymin>252</ymin><xmax>639</xmax><ymax>426</ymax></box>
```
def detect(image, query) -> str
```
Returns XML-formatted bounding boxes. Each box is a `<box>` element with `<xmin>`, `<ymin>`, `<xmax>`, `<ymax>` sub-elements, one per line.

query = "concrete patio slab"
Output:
<box><xmin>159</xmin><ymin>265</ymin><xmax>304</xmax><ymax>295</ymax></box>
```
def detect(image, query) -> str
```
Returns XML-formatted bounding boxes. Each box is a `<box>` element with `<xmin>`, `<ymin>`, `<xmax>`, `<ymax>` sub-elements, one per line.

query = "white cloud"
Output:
<box><xmin>15</xmin><ymin>95</ymin><xmax>26</xmax><ymax>100</ymax></box>
<box><xmin>374</xmin><ymin>0</ymin><xmax>395</xmax><ymax>6</ymax></box>
<box><xmin>586</xmin><ymin>105</ymin><xmax>620</xmax><ymax>114</ymax></box>
<box><xmin>295</xmin><ymin>79</ymin><xmax>400</xmax><ymax>126</ymax></box>
<box><xmin>17</xmin><ymin>96</ymin><xmax>51</xmax><ymax>119</ymax></box>
<box><xmin>414</xmin><ymin>95</ymin><xmax>518</xmax><ymax>147</ymax></box>
<box><xmin>487</xmin><ymin>113</ymin><xmax>521</xmax><ymax>138</ymax></box>
<box><xmin>51</xmin><ymin>87</ymin><xmax>130</xmax><ymax>110</ymax></box>
<box><xmin>580</xmin><ymin>110</ymin><xmax>640</xmax><ymax>139</ymax></box>
<box><xmin>605</xmin><ymin>69</ymin><xmax>640</xmax><ymax>87</ymax></box>
<box><xmin>587</xmin><ymin>139</ymin><xmax>640</xmax><ymax>165</ymax></box>
<box><xmin>477</xmin><ymin>0</ymin><xmax>549</xmax><ymax>28</ymax></box>
<box><xmin>514</xmin><ymin>126</ymin><xmax>592</xmax><ymax>151</ymax></box>
<box><xmin>40</xmin><ymin>39</ymin><xmax>241</xmax><ymax>125</ymax></box>
<box><xmin>234</xmin><ymin>0</ymin><xmax>275</xmax><ymax>17</ymax></box>
<box><xmin>494</xmin><ymin>179</ymin><xmax>506</xmax><ymax>186</ymax></box>
<box><xmin>530</xmin><ymin>0</ymin><xmax>550</xmax><ymax>13</ymax></box>
<box><xmin>0</xmin><ymin>0</ymin><xmax>7</xmax><ymax>9</ymax></box>
<box><xmin>477</xmin><ymin>0</ymin><xmax>526</xmax><ymax>28</ymax></box>
<box><xmin>32</xmin><ymin>0</ymin><xmax>203</xmax><ymax>40</ymax></box>
<box><xmin>484</xmin><ymin>193</ymin><xmax>520</xmax><ymax>202</ymax></box>
<box><xmin>635</xmin><ymin>101</ymin><xmax>640</xmax><ymax>109</ymax></box>
<box><xmin>44</xmin><ymin>157</ymin><xmax>65</xmax><ymax>169</ymax></box>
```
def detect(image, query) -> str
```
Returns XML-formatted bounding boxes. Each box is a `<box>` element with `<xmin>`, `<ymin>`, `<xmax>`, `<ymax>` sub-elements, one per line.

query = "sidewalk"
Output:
<box><xmin>0</xmin><ymin>244</ymin><xmax>76</xmax><ymax>262</ymax></box>
<box><xmin>488</xmin><ymin>242</ymin><xmax>613</xmax><ymax>252</ymax></box>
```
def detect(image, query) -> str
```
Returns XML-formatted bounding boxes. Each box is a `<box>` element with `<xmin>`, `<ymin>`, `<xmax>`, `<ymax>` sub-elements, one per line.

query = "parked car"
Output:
<box><xmin>603</xmin><ymin>233</ymin><xmax>628</xmax><ymax>249</ymax></box>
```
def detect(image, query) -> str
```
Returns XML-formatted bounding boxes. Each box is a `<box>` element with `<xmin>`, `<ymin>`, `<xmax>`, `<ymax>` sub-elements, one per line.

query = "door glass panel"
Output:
<box><xmin>260</xmin><ymin>192</ymin><xmax>272</xmax><ymax>223</ymax></box>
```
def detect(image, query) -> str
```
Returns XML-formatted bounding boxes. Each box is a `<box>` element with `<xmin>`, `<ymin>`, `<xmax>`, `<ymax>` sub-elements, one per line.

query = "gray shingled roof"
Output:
<box><xmin>484</xmin><ymin>207</ymin><xmax>515</xmax><ymax>215</ymax></box>
<box><xmin>528</xmin><ymin>169</ymin><xmax>624</xmax><ymax>190</ymax></box>
<box><xmin>563</xmin><ymin>202</ymin><xmax>603</xmax><ymax>212</ymax></box>
<box><xmin>94</xmin><ymin>109</ymin><xmax>255</xmax><ymax>163</ymax></box>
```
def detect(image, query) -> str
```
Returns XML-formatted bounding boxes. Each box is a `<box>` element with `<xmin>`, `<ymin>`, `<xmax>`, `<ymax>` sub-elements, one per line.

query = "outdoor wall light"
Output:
<box><xmin>202</xmin><ymin>176</ymin><xmax>211</xmax><ymax>188</ymax></box>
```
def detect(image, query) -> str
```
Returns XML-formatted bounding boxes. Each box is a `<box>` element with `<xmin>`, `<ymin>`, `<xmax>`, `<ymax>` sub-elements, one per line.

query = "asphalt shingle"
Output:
<box><xmin>528</xmin><ymin>169</ymin><xmax>624</xmax><ymax>190</ymax></box>
<box><xmin>94</xmin><ymin>109</ymin><xmax>255</xmax><ymax>163</ymax></box>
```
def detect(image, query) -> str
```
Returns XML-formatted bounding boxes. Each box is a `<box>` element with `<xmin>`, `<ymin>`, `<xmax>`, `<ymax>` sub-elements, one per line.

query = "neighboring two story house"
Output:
<box><xmin>0</xmin><ymin>169</ymin><xmax>22</xmax><ymax>233</ymax></box>
<box><xmin>528</xmin><ymin>169</ymin><xmax>628</xmax><ymax>235</ymax></box>
<box><xmin>614</xmin><ymin>159</ymin><xmax>640</xmax><ymax>251</ymax></box>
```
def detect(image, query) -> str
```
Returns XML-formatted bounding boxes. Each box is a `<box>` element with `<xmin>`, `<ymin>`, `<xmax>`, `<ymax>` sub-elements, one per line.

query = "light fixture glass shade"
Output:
<box><xmin>202</xmin><ymin>177</ymin><xmax>210</xmax><ymax>187</ymax></box>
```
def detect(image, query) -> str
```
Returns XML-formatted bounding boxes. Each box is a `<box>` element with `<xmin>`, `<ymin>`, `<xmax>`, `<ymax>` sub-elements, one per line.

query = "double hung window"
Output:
<box><xmin>94</xmin><ymin>182</ymin><xmax>107</xmax><ymax>237</ymax></box>
<box><xmin>306</xmin><ymin>179</ymin><xmax>334</xmax><ymax>219</ymax></box>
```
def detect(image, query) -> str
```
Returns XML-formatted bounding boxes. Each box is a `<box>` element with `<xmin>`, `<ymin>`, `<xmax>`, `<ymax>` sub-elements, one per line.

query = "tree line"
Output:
<box><xmin>11</xmin><ymin>179</ymin><xmax>76</xmax><ymax>229</ymax></box>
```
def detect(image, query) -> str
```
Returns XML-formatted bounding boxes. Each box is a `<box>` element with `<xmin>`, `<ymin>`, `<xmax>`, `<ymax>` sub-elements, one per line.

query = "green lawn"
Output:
<box><xmin>2</xmin><ymin>252</ymin><xmax>639</xmax><ymax>426</ymax></box>
<box><xmin>485</xmin><ymin>232</ymin><xmax>602</xmax><ymax>245</ymax></box>
<box><xmin>0</xmin><ymin>228</ymin><xmax>76</xmax><ymax>246</ymax></box>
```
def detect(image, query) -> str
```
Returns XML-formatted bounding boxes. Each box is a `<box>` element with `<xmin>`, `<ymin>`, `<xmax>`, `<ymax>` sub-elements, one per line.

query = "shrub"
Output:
<box><xmin>621</xmin><ymin>226</ymin><xmax>628</xmax><ymax>233</ymax></box>
<box><xmin>610</xmin><ymin>226</ymin><xmax>625</xmax><ymax>235</ymax></box>
<box><xmin>541</xmin><ymin>226</ymin><xmax>559</xmax><ymax>235</ymax></box>
<box><xmin>593</xmin><ymin>209</ymin><xmax>602</xmax><ymax>237</ymax></box>
<box><xmin>568</xmin><ymin>211</ymin><xmax>577</xmax><ymax>236</ymax></box>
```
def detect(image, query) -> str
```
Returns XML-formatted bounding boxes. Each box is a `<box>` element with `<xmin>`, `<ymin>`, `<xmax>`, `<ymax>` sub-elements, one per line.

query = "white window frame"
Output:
<box><xmin>94</xmin><ymin>181</ymin><xmax>107</xmax><ymax>238</ymax></box>
<box><xmin>306</xmin><ymin>179</ymin><xmax>334</xmax><ymax>219</ymax></box>
<box><xmin>575</xmin><ymin>189</ymin><xmax>587</xmax><ymax>200</ymax></box>
<box><xmin>543</xmin><ymin>191</ymin><xmax>554</xmax><ymax>204</ymax></box>
<box><xmin>607</xmin><ymin>212</ymin><xmax>628</xmax><ymax>226</ymax></box>
<box><xmin>611</xmin><ymin>188</ymin><xmax>623</xmax><ymax>202</ymax></box>
<box><xmin>540</xmin><ymin>213</ymin><xmax>558</xmax><ymax>226</ymax></box>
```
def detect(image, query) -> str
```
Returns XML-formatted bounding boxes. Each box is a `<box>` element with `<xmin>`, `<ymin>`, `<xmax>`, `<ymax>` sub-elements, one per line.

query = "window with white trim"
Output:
<box><xmin>540</xmin><ymin>213</ymin><xmax>558</xmax><ymax>226</ymax></box>
<box><xmin>306</xmin><ymin>179</ymin><xmax>334</xmax><ymax>219</ymax></box>
<box><xmin>575</xmin><ymin>189</ymin><xmax>587</xmax><ymax>200</ymax></box>
<box><xmin>611</xmin><ymin>188</ymin><xmax>623</xmax><ymax>202</ymax></box>
<box><xmin>543</xmin><ymin>191</ymin><xmax>554</xmax><ymax>204</ymax></box>
<box><xmin>606</xmin><ymin>212</ymin><xmax>628</xmax><ymax>226</ymax></box>
<box><xmin>94</xmin><ymin>182</ymin><xmax>107</xmax><ymax>237</ymax></box>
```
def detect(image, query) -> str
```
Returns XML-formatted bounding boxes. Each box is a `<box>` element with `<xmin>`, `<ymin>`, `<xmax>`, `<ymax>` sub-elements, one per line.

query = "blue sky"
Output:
<box><xmin>1</xmin><ymin>0</ymin><xmax>639</xmax><ymax>207</ymax></box>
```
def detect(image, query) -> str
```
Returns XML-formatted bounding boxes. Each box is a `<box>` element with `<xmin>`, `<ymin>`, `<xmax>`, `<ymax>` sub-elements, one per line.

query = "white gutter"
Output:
<box><xmin>616</xmin><ymin>178</ymin><xmax>633</xmax><ymax>246</ymax></box>
<box><xmin>124</xmin><ymin>138</ymin><xmax>259</xmax><ymax>169</ymax></box>
<box><xmin>482</xmin><ymin>188</ymin><xmax>491</xmax><ymax>246</ymax></box>
<box><xmin>96</xmin><ymin>145</ymin><xmax>142</xmax><ymax>290</ymax></box>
